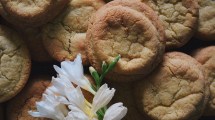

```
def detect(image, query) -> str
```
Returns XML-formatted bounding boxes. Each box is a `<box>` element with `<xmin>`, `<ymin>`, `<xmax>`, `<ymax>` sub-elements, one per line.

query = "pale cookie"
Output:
<box><xmin>23</xmin><ymin>28</ymin><xmax>53</xmax><ymax>62</ymax></box>
<box><xmin>87</xmin><ymin>0</ymin><xmax>165</xmax><ymax>82</ymax></box>
<box><xmin>196</xmin><ymin>0</ymin><xmax>215</xmax><ymax>41</ymax></box>
<box><xmin>0</xmin><ymin>25</ymin><xmax>31</xmax><ymax>103</ymax></box>
<box><xmin>109</xmin><ymin>82</ymin><xmax>146</xmax><ymax>120</ymax></box>
<box><xmin>6</xmin><ymin>76</ymin><xmax>51</xmax><ymax>120</ymax></box>
<box><xmin>192</xmin><ymin>46</ymin><xmax>215</xmax><ymax>116</ymax></box>
<box><xmin>42</xmin><ymin>0</ymin><xmax>105</xmax><ymax>65</ymax></box>
<box><xmin>141</xmin><ymin>0</ymin><xmax>199</xmax><ymax>49</ymax></box>
<box><xmin>135</xmin><ymin>52</ymin><xmax>209</xmax><ymax>120</ymax></box>
<box><xmin>0</xmin><ymin>0</ymin><xmax>69</xmax><ymax>27</ymax></box>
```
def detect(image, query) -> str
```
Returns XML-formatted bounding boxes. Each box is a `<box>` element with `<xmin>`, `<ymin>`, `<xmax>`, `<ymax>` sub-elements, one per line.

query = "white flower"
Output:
<box><xmin>61</xmin><ymin>84</ymin><xmax>116</xmax><ymax>120</ymax></box>
<box><xmin>45</xmin><ymin>74</ymin><xmax>75</xmax><ymax>96</ymax></box>
<box><xmin>66</xmin><ymin>105</ymin><xmax>89</xmax><ymax>120</ymax></box>
<box><xmin>29</xmin><ymin>54</ymin><xmax>127</xmax><ymax>120</ymax></box>
<box><xmin>92</xmin><ymin>84</ymin><xmax>115</xmax><ymax>113</ymax></box>
<box><xmin>53</xmin><ymin>54</ymin><xmax>95</xmax><ymax>95</ymax></box>
<box><xmin>65</xmin><ymin>87</ymin><xmax>86</xmax><ymax>108</ymax></box>
<box><xmin>28</xmin><ymin>94</ymin><xmax>68</xmax><ymax>120</ymax></box>
<box><xmin>103</xmin><ymin>103</ymin><xmax>127</xmax><ymax>120</ymax></box>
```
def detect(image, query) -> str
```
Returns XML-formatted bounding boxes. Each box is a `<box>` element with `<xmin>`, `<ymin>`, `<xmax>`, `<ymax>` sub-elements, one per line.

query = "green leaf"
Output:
<box><xmin>96</xmin><ymin>110</ymin><xmax>104</xmax><ymax>120</ymax></box>
<box><xmin>97</xmin><ymin>55</ymin><xmax>121</xmax><ymax>89</ymax></box>
<box><xmin>102</xmin><ymin>61</ymin><xmax>108</xmax><ymax>73</ymax></box>
<box><xmin>89</xmin><ymin>67</ymin><xmax>100</xmax><ymax>85</ymax></box>
<box><xmin>107</xmin><ymin>55</ymin><xmax>121</xmax><ymax>71</ymax></box>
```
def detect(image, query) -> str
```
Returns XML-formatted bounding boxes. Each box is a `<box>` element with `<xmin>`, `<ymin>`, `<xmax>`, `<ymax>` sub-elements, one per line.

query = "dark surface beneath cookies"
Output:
<box><xmin>1</xmin><ymin>16</ymin><xmax>215</xmax><ymax>120</ymax></box>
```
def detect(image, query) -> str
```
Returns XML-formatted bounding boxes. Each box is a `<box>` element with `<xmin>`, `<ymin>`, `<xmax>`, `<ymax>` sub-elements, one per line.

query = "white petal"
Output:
<box><xmin>54</xmin><ymin>54</ymin><xmax>95</xmax><ymax>95</ymax></box>
<box><xmin>53</xmin><ymin>65</ymin><xmax>68</xmax><ymax>77</ymax></box>
<box><xmin>61</xmin><ymin>61</ymin><xmax>76</xmax><ymax>80</ymax></box>
<box><xmin>104</xmin><ymin>103</ymin><xmax>127</xmax><ymax>120</ymax></box>
<box><xmin>56</xmin><ymin>96</ymin><xmax>70</xmax><ymax>105</ymax></box>
<box><xmin>28</xmin><ymin>111</ymin><xmax>47</xmax><ymax>118</ymax></box>
<box><xmin>73</xmin><ymin>54</ymin><xmax>84</xmax><ymax>79</ymax></box>
<box><xmin>77</xmin><ymin>76</ymin><xmax>96</xmax><ymax>95</ymax></box>
<box><xmin>65</xmin><ymin>87</ymin><xmax>85</xmax><ymax>109</ymax></box>
<box><xmin>51</xmin><ymin>76</ymin><xmax>75</xmax><ymax>96</ymax></box>
<box><xmin>92</xmin><ymin>84</ymin><xmax>115</xmax><ymax>113</ymax></box>
<box><xmin>29</xmin><ymin>93</ymin><xmax>68</xmax><ymax>120</ymax></box>
<box><xmin>45</xmin><ymin>87</ymin><xmax>57</xmax><ymax>96</ymax></box>
<box><xmin>31</xmin><ymin>102</ymin><xmax>65</xmax><ymax>120</ymax></box>
<box><xmin>66</xmin><ymin>105</ymin><xmax>89</xmax><ymax>120</ymax></box>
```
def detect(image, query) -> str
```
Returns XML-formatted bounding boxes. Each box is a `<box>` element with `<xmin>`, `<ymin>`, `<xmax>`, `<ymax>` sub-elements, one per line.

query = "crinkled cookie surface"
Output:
<box><xmin>192</xmin><ymin>46</ymin><xmax>215</xmax><ymax>115</ymax></box>
<box><xmin>196</xmin><ymin>0</ymin><xmax>215</xmax><ymax>41</ymax></box>
<box><xmin>135</xmin><ymin>52</ymin><xmax>209</xmax><ymax>120</ymax></box>
<box><xmin>42</xmin><ymin>0</ymin><xmax>105</xmax><ymax>64</ymax></box>
<box><xmin>0</xmin><ymin>0</ymin><xmax>69</xmax><ymax>27</ymax></box>
<box><xmin>86</xmin><ymin>0</ymin><xmax>165</xmax><ymax>82</ymax></box>
<box><xmin>141</xmin><ymin>0</ymin><xmax>199</xmax><ymax>48</ymax></box>
<box><xmin>0</xmin><ymin>25</ymin><xmax>31</xmax><ymax>103</ymax></box>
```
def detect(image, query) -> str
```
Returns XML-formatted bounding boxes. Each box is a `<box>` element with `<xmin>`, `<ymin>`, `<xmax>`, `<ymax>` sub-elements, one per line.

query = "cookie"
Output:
<box><xmin>0</xmin><ymin>25</ymin><xmax>31</xmax><ymax>103</ymax></box>
<box><xmin>6</xmin><ymin>76</ymin><xmax>51</xmax><ymax>120</ymax></box>
<box><xmin>86</xmin><ymin>0</ymin><xmax>165</xmax><ymax>82</ymax></box>
<box><xmin>196</xmin><ymin>0</ymin><xmax>215</xmax><ymax>41</ymax></box>
<box><xmin>0</xmin><ymin>0</ymin><xmax>69</xmax><ymax>27</ymax></box>
<box><xmin>192</xmin><ymin>46</ymin><xmax>215</xmax><ymax>115</ymax></box>
<box><xmin>135</xmin><ymin>52</ymin><xmax>209</xmax><ymax>120</ymax></box>
<box><xmin>22</xmin><ymin>28</ymin><xmax>53</xmax><ymax>62</ymax></box>
<box><xmin>109</xmin><ymin>82</ymin><xmax>145</xmax><ymax>120</ymax></box>
<box><xmin>141</xmin><ymin>0</ymin><xmax>199</xmax><ymax>49</ymax></box>
<box><xmin>42</xmin><ymin>0</ymin><xmax>105</xmax><ymax>65</ymax></box>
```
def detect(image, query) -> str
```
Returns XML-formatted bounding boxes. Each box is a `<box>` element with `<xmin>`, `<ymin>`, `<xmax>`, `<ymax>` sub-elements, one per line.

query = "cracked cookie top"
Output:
<box><xmin>6</xmin><ymin>76</ymin><xmax>51</xmax><ymax>120</ymax></box>
<box><xmin>192</xmin><ymin>46</ymin><xmax>215</xmax><ymax>115</ymax></box>
<box><xmin>0</xmin><ymin>0</ymin><xmax>69</xmax><ymax>27</ymax></box>
<box><xmin>135</xmin><ymin>52</ymin><xmax>209</xmax><ymax>120</ymax></box>
<box><xmin>141</xmin><ymin>0</ymin><xmax>199</xmax><ymax>49</ymax></box>
<box><xmin>42</xmin><ymin>0</ymin><xmax>105</xmax><ymax>65</ymax></box>
<box><xmin>86</xmin><ymin>0</ymin><xmax>165</xmax><ymax>81</ymax></box>
<box><xmin>196</xmin><ymin>0</ymin><xmax>215</xmax><ymax>41</ymax></box>
<box><xmin>0</xmin><ymin>25</ymin><xmax>31</xmax><ymax>103</ymax></box>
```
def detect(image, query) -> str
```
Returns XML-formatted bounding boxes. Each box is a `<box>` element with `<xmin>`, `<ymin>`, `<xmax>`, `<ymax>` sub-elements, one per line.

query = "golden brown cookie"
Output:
<box><xmin>135</xmin><ymin>52</ymin><xmax>209</xmax><ymax>120</ymax></box>
<box><xmin>86</xmin><ymin>0</ymin><xmax>165</xmax><ymax>82</ymax></box>
<box><xmin>42</xmin><ymin>0</ymin><xmax>105</xmax><ymax>65</ymax></box>
<box><xmin>0</xmin><ymin>0</ymin><xmax>69</xmax><ymax>27</ymax></box>
<box><xmin>141</xmin><ymin>0</ymin><xmax>199</xmax><ymax>49</ymax></box>
<box><xmin>196</xmin><ymin>0</ymin><xmax>215</xmax><ymax>41</ymax></box>
<box><xmin>0</xmin><ymin>25</ymin><xmax>31</xmax><ymax>103</ymax></box>
<box><xmin>22</xmin><ymin>28</ymin><xmax>53</xmax><ymax>62</ymax></box>
<box><xmin>109</xmin><ymin>82</ymin><xmax>146</xmax><ymax>120</ymax></box>
<box><xmin>6</xmin><ymin>76</ymin><xmax>51</xmax><ymax>120</ymax></box>
<box><xmin>192</xmin><ymin>46</ymin><xmax>215</xmax><ymax>115</ymax></box>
